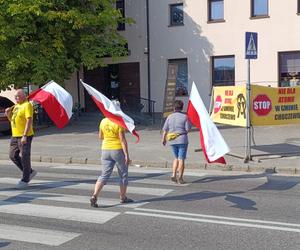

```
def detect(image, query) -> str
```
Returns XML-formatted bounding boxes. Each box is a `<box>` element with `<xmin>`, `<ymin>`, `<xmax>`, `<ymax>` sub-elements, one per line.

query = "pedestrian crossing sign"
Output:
<box><xmin>245</xmin><ymin>32</ymin><xmax>258</xmax><ymax>59</ymax></box>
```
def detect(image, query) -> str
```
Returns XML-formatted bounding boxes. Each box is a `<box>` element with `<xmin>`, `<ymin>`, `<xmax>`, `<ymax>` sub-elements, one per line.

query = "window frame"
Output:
<box><xmin>211</xmin><ymin>55</ymin><xmax>235</xmax><ymax>87</ymax></box>
<box><xmin>208</xmin><ymin>0</ymin><xmax>225</xmax><ymax>23</ymax></box>
<box><xmin>251</xmin><ymin>0</ymin><xmax>269</xmax><ymax>18</ymax></box>
<box><xmin>116</xmin><ymin>0</ymin><xmax>125</xmax><ymax>31</ymax></box>
<box><xmin>169</xmin><ymin>3</ymin><xmax>184</xmax><ymax>26</ymax></box>
<box><xmin>168</xmin><ymin>58</ymin><xmax>189</xmax><ymax>97</ymax></box>
<box><xmin>278</xmin><ymin>51</ymin><xmax>300</xmax><ymax>87</ymax></box>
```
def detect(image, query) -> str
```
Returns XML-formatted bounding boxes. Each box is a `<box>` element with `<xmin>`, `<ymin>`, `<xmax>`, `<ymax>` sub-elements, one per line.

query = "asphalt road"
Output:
<box><xmin>0</xmin><ymin>160</ymin><xmax>300</xmax><ymax>250</ymax></box>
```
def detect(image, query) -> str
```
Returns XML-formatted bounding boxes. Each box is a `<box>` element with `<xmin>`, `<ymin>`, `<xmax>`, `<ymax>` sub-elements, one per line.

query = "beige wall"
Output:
<box><xmin>67</xmin><ymin>0</ymin><xmax>300</xmax><ymax>112</ymax></box>
<box><xmin>146</xmin><ymin>0</ymin><xmax>300</xmax><ymax>111</ymax></box>
<box><xmin>64</xmin><ymin>69</ymin><xmax>85</xmax><ymax>108</ymax></box>
<box><xmin>0</xmin><ymin>88</ymin><xmax>16</xmax><ymax>103</ymax></box>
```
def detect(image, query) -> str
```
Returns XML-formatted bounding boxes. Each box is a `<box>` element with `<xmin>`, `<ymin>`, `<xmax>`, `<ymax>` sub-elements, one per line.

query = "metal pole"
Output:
<box><xmin>76</xmin><ymin>70</ymin><xmax>80</xmax><ymax>104</ymax></box>
<box><xmin>245</xmin><ymin>59</ymin><xmax>251</xmax><ymax>162</ymax></box>
<box><xmin>146</xmin><ymin>0</ymin><xmax>151</xmax><ymax>113</ymax></box>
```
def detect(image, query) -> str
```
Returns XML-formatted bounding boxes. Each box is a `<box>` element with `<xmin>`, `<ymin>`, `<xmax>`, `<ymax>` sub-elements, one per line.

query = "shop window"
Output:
<box><xmin>170</xmin><ymin>3</ymin><xmax>184</xmax><ymax>26</ymax></box>
<box><xmin>168</xmin><ymin>59</ymin><xmax>188</xmax><ymax>96</ymax></box>
<box><xmin>251</xmin><ymin>0</ymin><xmax>268</xmax><ymax>17</ymax></box>
<box><xmin>212</xmin><ymin>56</ymin><xmax>235</xmax><ymax>86</ymax></box>
<box><xmin>116</xmin><ymin>0</ymin><xmax>125</xmax><ymax>30</ymax></box>
<box><xmin>279</xmin><ymin>51</ymin><xmax>300</xmax><ymax>87</ymax></box>
<box><xmin>208</xmin><ymin>0</ymin><xmax>224</xmax><ymax>21</ymax></box>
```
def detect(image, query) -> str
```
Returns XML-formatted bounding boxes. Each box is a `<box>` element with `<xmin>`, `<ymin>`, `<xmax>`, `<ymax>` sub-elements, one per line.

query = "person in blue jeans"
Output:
<box><xmin>161</xmin><ymin>100</ymin><xmax>191</xmax><ymax>184</ymax></box>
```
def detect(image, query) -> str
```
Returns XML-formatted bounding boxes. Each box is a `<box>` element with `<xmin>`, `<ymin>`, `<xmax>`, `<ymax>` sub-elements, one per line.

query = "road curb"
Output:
<box><xmin>1</xmin><ymin>153</ymin><xmax>299</xmax><ymax>175</ymax></box>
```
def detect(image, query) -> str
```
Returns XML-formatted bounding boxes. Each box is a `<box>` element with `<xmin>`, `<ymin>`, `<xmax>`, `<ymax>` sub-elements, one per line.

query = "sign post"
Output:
<box><xmin>245</xmin><ymin>32</ymin><xmax>258</xmax><ymax>162</ymax></box>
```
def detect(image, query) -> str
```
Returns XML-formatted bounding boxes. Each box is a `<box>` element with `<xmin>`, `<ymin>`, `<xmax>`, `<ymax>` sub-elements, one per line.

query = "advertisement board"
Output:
<box><xmin>211</xmin><ymin>86</ymin><xmax>247</xmax><ymax>127</ymax></box>
<box><xmin>212</xmin><ymin>85</ymin><xmax>300</xmax><ymax>126</ymax></box>
<box><xmin>251</xmin><ymin>85</ymin><xmax>300</xmax><ymax>125</ymax></box>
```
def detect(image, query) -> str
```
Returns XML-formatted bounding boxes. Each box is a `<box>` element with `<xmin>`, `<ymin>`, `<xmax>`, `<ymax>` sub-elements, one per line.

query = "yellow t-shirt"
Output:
<box><xmin>100</xmin><ymin>118</ymin><xmax>125</xmax><ymax>150</ymax></box>
<box><xmin>11</xmin><ymin>101</ymin><xmax>34</xmax><ymax>137</ymax></box>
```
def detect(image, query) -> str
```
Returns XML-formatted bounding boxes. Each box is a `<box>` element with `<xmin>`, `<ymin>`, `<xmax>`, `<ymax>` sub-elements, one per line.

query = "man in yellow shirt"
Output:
<box><xmin>90</xmin><ymin>101</ymin><xmax>133</xmax><ymax>207</ymax></box>
<box><xmin>5</xmin><ymin>89</ymin><xmax>37</xmax><ymax>189</ymax></box>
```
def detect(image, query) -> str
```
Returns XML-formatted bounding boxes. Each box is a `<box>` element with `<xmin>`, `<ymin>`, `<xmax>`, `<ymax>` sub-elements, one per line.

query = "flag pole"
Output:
<box><xmin>208</xmin><ymin>87</ymin><xmax>214</xmax><ymax>115</ymax></box>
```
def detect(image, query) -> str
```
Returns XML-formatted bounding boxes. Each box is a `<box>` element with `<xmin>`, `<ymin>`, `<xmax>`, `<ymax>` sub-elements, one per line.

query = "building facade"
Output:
<box><xmin>4</xmin><ymin>1</ymin><xmax>300</xmax><ymax>113</ymax></box>
<box><xmin>77</xmin><ymin>0</ymin><xmax>300</xmax><ymax>113</ymax></box>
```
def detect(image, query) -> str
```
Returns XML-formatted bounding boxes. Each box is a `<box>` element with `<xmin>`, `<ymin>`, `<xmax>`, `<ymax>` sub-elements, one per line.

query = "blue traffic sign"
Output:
<box><xmin>245</xmin><ymin>32</ymin><xmax>258</xmax><ymax>59</ymax></box>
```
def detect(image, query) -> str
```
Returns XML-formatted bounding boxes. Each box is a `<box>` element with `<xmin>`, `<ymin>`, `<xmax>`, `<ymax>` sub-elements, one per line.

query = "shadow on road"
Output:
<box><xmin>0</xmin><ymin>242</ymin><xmax>10</xmax><ymax>248</ymax></box>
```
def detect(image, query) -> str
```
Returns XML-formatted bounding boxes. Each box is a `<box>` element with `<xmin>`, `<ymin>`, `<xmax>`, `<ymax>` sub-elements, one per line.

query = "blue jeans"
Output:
<box><xmin>171</xmin><ymin>144</ymin><xmax>188</xmax><ymax>160</ymax></box>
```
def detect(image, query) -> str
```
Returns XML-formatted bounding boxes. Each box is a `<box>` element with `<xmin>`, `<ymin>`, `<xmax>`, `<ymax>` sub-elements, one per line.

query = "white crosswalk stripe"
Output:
<box><xmin>0</xmin><ymin>190</ymin><xmax>148</xmax><ymax>208</ymax></box>
<box><xmin>0</xmin><ymin>167</ymin><xmax>178</xmax><ymax>247</ymax></box>
<box><xmin>0</xmin><ymin>224</ymin><xmax>80</xmax><ymax>246</ymax></box>
<box><xmin>52</xmin><ymin>164</ymin><xmax>208</xmax><ymax>177</ymax></box>
<box><xmin>0</xmin><ymin>177</ymin><xmax>173</xmax><ymax>196</ymax></box>
<box><xmin>0</xmin><ymin>200</ymin><xmax>120</xmax><ymax>224</ymax></box>
<box><xmin>52</xmin><ymin>164</ymin><xmax>171</xmax><ymax>174</ymax></box>
<box><xmin>33</xmin><ymin>172</ymin><xmax>190</xmax><ymax>186</ymax></box>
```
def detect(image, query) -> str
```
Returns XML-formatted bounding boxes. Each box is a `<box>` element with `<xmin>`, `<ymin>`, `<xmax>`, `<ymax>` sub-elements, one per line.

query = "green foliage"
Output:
<box><xmin>0</xmin><ymin>0</ymin><xmax>131</xmax><ymax>90</ymax></box>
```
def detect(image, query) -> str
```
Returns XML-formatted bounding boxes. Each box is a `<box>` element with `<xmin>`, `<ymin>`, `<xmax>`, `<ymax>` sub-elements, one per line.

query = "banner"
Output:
<box><xmin>162</xmin><ymin>64</ymin><xmax>177</xmax><ymax>118</ymax></box>
<box><xmin>251</xmin><ymin>85</ymin><xmax>300</xmax><ymax>125</ymax></box>
<box><xmin>211</xmin><ymin>86</ymin><xmax>247</xmax><ymax>127</ymax></box>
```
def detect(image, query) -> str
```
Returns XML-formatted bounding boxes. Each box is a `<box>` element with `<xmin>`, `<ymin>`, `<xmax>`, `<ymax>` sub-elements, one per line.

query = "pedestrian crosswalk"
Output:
<box><xmin>0</xmin><ymin>163</ymin><xmax>199</xmax><ymax>247</ymax></box>
<box><xmin>0</xmin><ymin>224</ymin><xmax>80</xmax><ymax>247</ymax></box>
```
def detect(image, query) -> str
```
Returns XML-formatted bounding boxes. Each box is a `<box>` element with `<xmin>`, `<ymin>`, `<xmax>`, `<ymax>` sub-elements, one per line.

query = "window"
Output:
<box><xmin>168</xmin><ymin>59</ymin><xmax>188</xmax><ymax>96</ymax></box>
<box><xmin>116</xmin><ymin>0</ymin><xmax>125</xmax><ymax>30</ymax></box>
<box><xmin>212</xmin><ymin>56</ymin><xmax>235</xmax><ymax>86</ymax></box>
<box><xmin>251</xmin><ymin>0</ymin><xmax>268</xmax><ymax>17</ymax></box>
<box><xmin>298</xmin><ymin>0</ymin><xmax>300</xmax><ymax>14</ymax></box>
<box><xmin>170</xmin><ymin>3</ymin><xmax>184</xmax><ymax>26</ymax></box>
<box><xmin>208</xmin><ymin>0</ymin><xmax>224</xmax><ymax>21</ymax></box>
<box><xmin>279</xmin><ymin>51</ymin><xmax>300</xmax><ymax>87</ymax></box>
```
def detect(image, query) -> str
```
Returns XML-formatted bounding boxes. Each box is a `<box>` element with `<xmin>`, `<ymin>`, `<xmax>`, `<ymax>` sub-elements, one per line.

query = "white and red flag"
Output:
<box><xmin>28</xmin><ymin>80</ymin><xmax>73</xmax><ymax>129</ymax></box>
<box><xmin>81</xmin><ymin>80</ymin><xmax>140</xmax><ymax>142</ymax></box>
<box><xmin>187</xmin><ymin>82</ymin><xmax>229</xmax><ymax>164</ymax></box>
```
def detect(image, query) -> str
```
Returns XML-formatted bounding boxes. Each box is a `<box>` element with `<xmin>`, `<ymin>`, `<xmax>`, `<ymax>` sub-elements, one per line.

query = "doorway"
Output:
<box><xmin>83</xmin><ymin>62</ymin><xmax>140</xmax><ymax>111</ymax></box>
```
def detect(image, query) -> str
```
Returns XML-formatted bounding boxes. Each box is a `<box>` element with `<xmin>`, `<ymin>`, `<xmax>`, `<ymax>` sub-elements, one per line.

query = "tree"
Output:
<box><xmin>0</xmin><ymin>0</ymin><xmax>131</xmax><ymax>90</ymax></box>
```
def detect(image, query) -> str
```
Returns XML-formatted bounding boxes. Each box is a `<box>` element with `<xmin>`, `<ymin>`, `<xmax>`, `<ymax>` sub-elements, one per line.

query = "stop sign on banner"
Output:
<box><xmin>214</xmin><ymin>95</ymin><xmax>222</xmax><ymax>113</ymax></box>
<box><xmin>252</xmin><ymin>94</ymin><xmax>272</xmax><ymax>116</ymax></box>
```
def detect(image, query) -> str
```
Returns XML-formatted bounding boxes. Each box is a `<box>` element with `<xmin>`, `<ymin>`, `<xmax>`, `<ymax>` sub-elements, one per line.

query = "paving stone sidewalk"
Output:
<box><xmin>0</xmin><ymin>112</ymin><xmax>300</xmax><ymax>174</ymax></box>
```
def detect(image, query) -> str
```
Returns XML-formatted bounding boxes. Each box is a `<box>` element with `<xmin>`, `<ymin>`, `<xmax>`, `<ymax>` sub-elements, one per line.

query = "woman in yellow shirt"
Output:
<box><xmin>90</xmin><ymin>103</ymin><xmax>133</xmax><ymax>207</ymax></box>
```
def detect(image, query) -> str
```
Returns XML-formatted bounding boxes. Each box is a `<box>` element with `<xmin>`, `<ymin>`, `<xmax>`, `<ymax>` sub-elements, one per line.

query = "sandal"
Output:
<box><xmin>90</xmin><ymin>195</ymin><xmax>98</xmax><ymax>208</ymax></box>
<box><xmin>171</xmin><ymin>176</ymin><xmax>177</xmax><ymax>183</ymax></box>
<box><xmin>120</xmin><ymin>196</ymin><xmax>134</xmax><ymax>204</ymax></box>
<box><xmin>177</xmin><ymin>178</ymin><xmax>186</xmax><ymax>184</ymax></box>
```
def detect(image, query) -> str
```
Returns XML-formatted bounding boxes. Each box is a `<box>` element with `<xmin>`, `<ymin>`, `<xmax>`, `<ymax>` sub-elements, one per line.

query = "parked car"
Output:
<box><xmin>0</xmin><ymin>96</ymin><xmax>14</xmax><ymax>135</ymax></box>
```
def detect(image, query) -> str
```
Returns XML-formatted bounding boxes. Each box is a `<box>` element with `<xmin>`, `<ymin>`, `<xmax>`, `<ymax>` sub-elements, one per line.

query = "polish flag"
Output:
<box><xmin>28</xmin><ymin>80</ymin><xmax>73</xmax><ymax>129</ymax></box>
<box><xmin>187</xmin><ymin>82</ymin><xmax>229</xmax><ymax>164</ymax></box>
<box><xmin>81</xmin><ymin>80</ymin><xmax>140</xmax><ymax>142</ymax></box>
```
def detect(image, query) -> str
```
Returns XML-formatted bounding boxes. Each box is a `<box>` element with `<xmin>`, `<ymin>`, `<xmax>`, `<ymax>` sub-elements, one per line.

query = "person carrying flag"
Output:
<box><xmin>90</xmin><ymin>100</ymin><xmax>134</xmax><ymax>207</ymax></box>
<box><xmin>162</xmin><ymin>100</ymin><xmax>191</xmax><ymax>184</ymax></box>
<box><xmin>5</xmin><ymin>89</ymin><xmax>37</xmax><ymax>189</ymax></box>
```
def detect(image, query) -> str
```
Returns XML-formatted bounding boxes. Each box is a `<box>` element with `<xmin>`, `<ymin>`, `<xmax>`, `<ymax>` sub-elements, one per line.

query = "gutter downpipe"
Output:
<box><xmin>146</xmin><ymin>0</ymin><xmax>151</xmax><ymax>113</ymax></box>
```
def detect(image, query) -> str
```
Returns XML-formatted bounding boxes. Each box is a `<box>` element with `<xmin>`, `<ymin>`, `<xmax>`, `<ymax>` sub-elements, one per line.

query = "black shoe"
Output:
<box><xmin>120</xmin><ymin>197</ymin><xmax>134</xmax><ymax>204</ymax></box>
<box><xmin>90</xmin><ymin>196</ymin><xmax>98</xmax><ymax>208</ymax></box>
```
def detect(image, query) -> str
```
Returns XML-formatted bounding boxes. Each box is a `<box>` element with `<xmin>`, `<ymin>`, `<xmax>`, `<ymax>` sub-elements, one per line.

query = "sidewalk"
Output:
<box><xmin>0</xmin><ymin>112</ymin><xmax>300</xmax><ymax>174</ymax></box>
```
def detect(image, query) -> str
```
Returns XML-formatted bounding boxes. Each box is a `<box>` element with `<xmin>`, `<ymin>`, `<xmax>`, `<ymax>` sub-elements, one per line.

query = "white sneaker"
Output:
<box><xmin>16</xmin><ymin>180</ymin><xmax>28</xmax><ymax>189</ymax></box>
<box><xmin>30</xmin><ymin>170</ymin><xmax>38</xmax><ymax>181</ymax></box>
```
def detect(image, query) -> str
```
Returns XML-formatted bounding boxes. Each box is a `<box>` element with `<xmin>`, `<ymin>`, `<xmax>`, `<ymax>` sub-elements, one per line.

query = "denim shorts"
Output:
<box><xmin>171</xmin><ymin>144</ymin><xmax>188</xmax><ymax>160</ymax></box>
